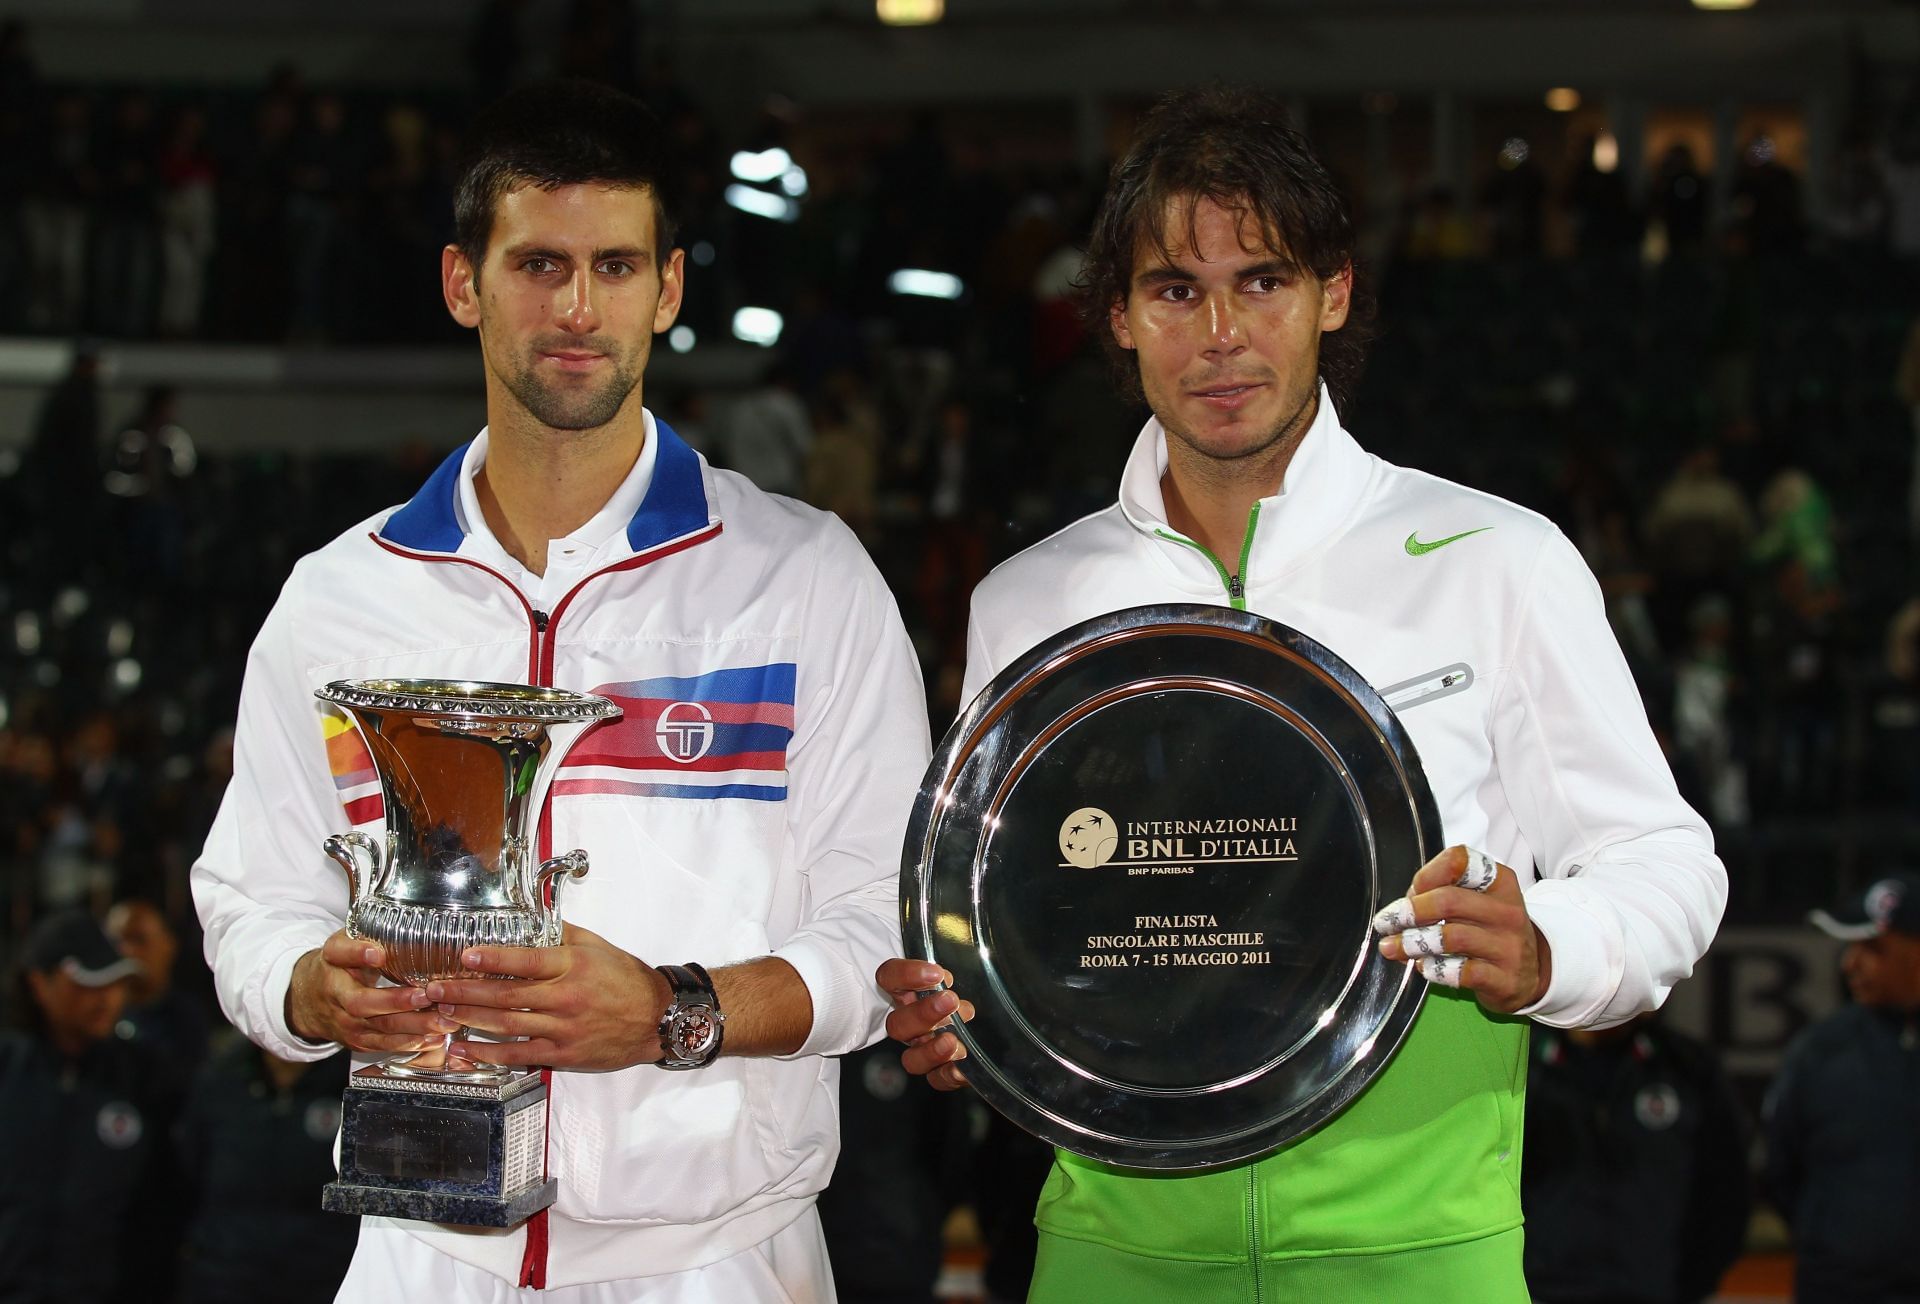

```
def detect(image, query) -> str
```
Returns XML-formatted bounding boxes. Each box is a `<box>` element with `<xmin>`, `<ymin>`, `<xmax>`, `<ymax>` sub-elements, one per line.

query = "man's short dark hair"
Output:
<box><xmin>453</xmin><ymin>80</ymin><xmax>681</xmax><ymax>273</ymax></box>
<box><xmin>1081</xmin><ymin>86</ymin><xmax>1372</xmax><ymax>410</ymax></box>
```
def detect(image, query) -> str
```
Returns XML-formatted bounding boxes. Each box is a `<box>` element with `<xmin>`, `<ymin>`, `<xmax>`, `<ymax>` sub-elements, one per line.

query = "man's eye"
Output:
<box><xmin>598</xmin><ymin>261</ymin><xmax>634</xmax><ymax>277</ymax></box>
<box><xmin>1161</xmin><ymin>284</ymin><xmax>1194</xmax><ymax>302</ymax></box>
<box><xmin>1249</xmin><ymin>275</ymin><xmax>1284</xmax><ymax>293</ymax></box>
<box><xmin>523</xmin><ymin>258</ymin><xmax>557</xmax><ymax>274</ymax></box>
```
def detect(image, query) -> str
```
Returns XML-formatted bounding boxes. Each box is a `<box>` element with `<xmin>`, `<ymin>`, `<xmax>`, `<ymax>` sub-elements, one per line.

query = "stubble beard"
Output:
<box><xmin>1157</xmin><ymin>374</ymin><xmax>1321</xmax><ymax>487</ymax></box>
<box><xmin>500</xmin><ymin>344</ymin><xmax>646</xmax><ymax>433</ymax></box>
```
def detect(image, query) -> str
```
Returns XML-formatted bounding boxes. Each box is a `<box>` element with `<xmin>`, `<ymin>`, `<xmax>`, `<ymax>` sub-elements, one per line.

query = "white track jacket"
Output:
<box><xmin>962</xmin><ymin>392</ymin><xmax>1725</xmax><ymax>1029</ymax></box>
<box><xmin>193</xmin><ymin>415</ymin><xmax>928</xmax><ymax>1289</ymax></box>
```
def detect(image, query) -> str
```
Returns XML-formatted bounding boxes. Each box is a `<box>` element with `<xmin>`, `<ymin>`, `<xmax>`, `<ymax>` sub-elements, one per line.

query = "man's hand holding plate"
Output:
<box><xmin>1372</xmin><ymin>845</ymin><xmax>1553</xmax><ymax>1015</ymax></box>
<box><xmin>876</xmin><ymin>958</ymin><xmax>973</xmax><ymax>1091</ymax></box>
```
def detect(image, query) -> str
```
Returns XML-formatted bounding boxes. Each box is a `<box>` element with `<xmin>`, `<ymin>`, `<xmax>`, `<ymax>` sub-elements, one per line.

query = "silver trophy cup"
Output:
<box><xmin>314</xmin><ymin>677</ymin><xmax>620</xmax><ymax>1227</ymax></box>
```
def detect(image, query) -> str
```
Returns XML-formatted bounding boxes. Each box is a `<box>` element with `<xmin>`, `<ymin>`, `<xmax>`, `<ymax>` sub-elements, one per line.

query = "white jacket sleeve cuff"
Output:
<box><xmin>1515</xmin><ymin>879</ymin><xmax>1627</xmax><ymax>1029</ymax></box>
<box><xmin>771</xmin><ymin>934</ymin><xmax>884</xmax><ymax>1060</ymax></box>
<box><xmin>246</xmin><ymin>922</ymin><xmax>344</xmax><ymax>1061</ymax></box>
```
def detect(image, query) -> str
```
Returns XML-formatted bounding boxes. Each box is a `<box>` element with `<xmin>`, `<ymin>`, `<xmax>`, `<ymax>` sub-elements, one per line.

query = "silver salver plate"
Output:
<box><xmin>901</xmin><ymin>604</ymin><xmax>1441</xmax><ymax>1169</ymax></box>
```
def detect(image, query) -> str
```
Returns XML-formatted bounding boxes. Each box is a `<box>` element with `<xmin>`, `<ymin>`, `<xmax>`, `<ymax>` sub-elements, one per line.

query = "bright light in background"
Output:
<box><xmin>1691</xmin><ymin>0</ymin><xmax>1755</xmax><ymax>8</ymax></box>
<box><xmin>729</xmin><ymin>147</ymin><xmax>792</xmax><ymax>183</ymax></box>
<box><xmin>691</xmin><ymin>240</ymin><xmax>716</xmax><ymax>267</ymax></box>
<box><xmin>732</xmin><ymin>307</ymin><xmax>784</xmax><ymax>347</ymax></box>
<box><xmin>1592</xmin><ymin>131</ymin><xmax>1620</xmax><ymax>174</ymax></box>
<box><xmin>1544</xmin><ymin>88</ymin><xmax>1580</xmax><ymax>113</ymax></box>
<box><xmin>888</xmin><ymin>269</ymin><xmax>965</xmax><ymax>300</ymax></box>
<box><xmin>112</xmin><ymin>658</ymin><xmax>142</xmax><ymax>691</ymax></box>
<box><xmin>877</xmin><ymin>0</ymin><xmax>943</xmax><ymax>24</ymax></box>
<box><xmin>779</xmin><ymin>166</ymin><xmax>809</xmax><ymax>198</ymax></box>
<box><xmin>1498</xmin><ymin>137</ymin><xmax>1531</xmax><ymax>169</ymax></box>
<box><xmin>724</xmin><ymin>184</ymin><xmax>799</xmax><ymax>223</ymax></box>
<box><xmin>667</xmin><ymin>325</ymin><xmax>696</xmax><ymax>354</ymax></box>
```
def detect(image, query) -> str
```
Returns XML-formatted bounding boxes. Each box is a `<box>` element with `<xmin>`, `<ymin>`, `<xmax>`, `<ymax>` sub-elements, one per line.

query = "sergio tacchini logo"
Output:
<box><xmin>1404</xmin><ymin>526</ymin><xmax>1493</xmax><ymax>556</ymax></box>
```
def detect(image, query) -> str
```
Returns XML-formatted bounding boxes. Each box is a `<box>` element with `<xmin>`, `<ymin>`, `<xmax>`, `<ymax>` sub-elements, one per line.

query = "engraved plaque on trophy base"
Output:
<box><xmin>322</xmin><ymin>1064</ymin><xmax>554</xmax><ymax>1227</ymax></box>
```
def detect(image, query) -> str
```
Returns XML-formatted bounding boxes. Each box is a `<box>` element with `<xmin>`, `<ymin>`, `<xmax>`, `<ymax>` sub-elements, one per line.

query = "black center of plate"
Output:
<box><xmin>979</xmin><ymin>687</ymin><xmax>1371</xmax><ymax>1092</ymax></box>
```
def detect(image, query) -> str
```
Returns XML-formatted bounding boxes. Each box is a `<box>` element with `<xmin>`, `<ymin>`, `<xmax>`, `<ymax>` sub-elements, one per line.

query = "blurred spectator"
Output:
<box><xmin>105</xmin><ymin>384</ymin><xmax>197</xmax><ymax>591</ymax></box>
<box><xmin>1671</xmin><ymin>594</ymin><xmax>1747</xmax><ymax>830</ymax></box>
<box><xmin>1564</xmin><ymin>132</ymin><xmax>1639</xmax><ymax>255</ymax></box>
<box><xmin>104</xmin><ymin>898</ymin><xmax>210</xmax><ymax>1083</ymax></box>
<box><xmin>817</xmin><ymin>1042</ymin><xmax>970</xmax><ymax>1304</ymax></box>
<box><xmin>0</xmin><ymin>911</ymin><xmax>182</xmax><ymax>1303</ymax></box>
<box><xmin>20</xmin><ymin>344</ymin><xmax>103</xmax><ymax>524</ymax></box>
<box><xmin>22</xmin><ymin>91</ymin><xmax>95</xmax><ymax>333</ymax></box>
<box><xmin>155</xmin><ymin>106</ymin><xmax>218</xmax><ymax>339</ymax></box>
<box><xmin>1728</xmin><ymin>133</ymin><xmax>1804</xmax><ymax>257</ymax></box>
<box><xmin>804</xmin><ymin>371</ymin><xmax>883</xmax><ymax>539</ymax></box>
<box><xmin>468</xmin><ymin>0</ymin><xmax>532</xmax><ymax>93</ymax></box>
<box><xmin>91</xmin><ymin>90</ymin><xmax>160</xmax><ymax>338</ymax></box>
<box><xmin>1826</xmin><ymin>135</ymin><xmax>1890</xmax><ymax>252</ymax></box>
<box><xmin>0</xmin><ymin>20</ymin><xmax>38</xmax><ymax>116</ymax></box>
<box><xmin>1752</xmin><ymin>468</ymin><xmax>1840</xmax><ymax>608</ymax></box>
<box><xmin>1480</xmin><ymin>134</ymin><xmax>1547</xmax><ymax>256</ymax></box>
<box><xmin>1641</xmin><ymin>446</ymin><xmax>1753</xmax><ymax>644</ymax></box>
<box><xmin>1895</xmin><ymin>315</ymin><xmax>1920</xmax><ymax>537</ymax></box>
<box><xmin>1649</xmin><ymin>144</ymin><xmax>1709</xmax><ymax>256</ymax></box>
<box><xmin>1523</xmin><ymin>1017</ymin><xmax>1752</xmax><ymax>1304</ymax></box>
<box><xmin>175</xmin><ymin>1039</ymin><xmax>357</xmax><ymax>1304</ymax></box>
<box><xmin>1402</xmin><ymin>184</ymin><xmax>1474</xmax><ymax>261</ymax></box>
<box><xmin>1765</xmin><ymin>873</ymin><xmax>1920</xmax><ymax>1304</ymax></box>
<box><xmin>712</xmin><ymin>362</ymin><xmax>814</xmax><ymax>497</ymax></box>
<box><xmin>558</xmin><ymin>0</ymin><xmax>640</xmax><ymax>94</ymax></box>
<box><xmin>286</xmin><ymin>91</ymin><xmax>357</xmax><ymax>341</ymax></box>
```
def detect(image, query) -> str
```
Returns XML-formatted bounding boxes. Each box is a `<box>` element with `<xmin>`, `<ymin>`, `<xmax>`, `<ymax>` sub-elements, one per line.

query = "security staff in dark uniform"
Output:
<box><xmin>1767</xmin><ymin>872</ymin><xmax>1920</xmax><ymax>1304</ymax></box>
<box><xmin>0</xmin><ymin>911</ymin><xmax>182</xmax><ymax>1304</ymax></box>
<box><xmin>1523</xmin><ymin>1017</ymin><xmax>1751</xmax><ymax>1304</ymax></box>
<box><xmin>175</xmin><ymin>1037</ymin><xmax>358</xmax><ymax>1304</ymax></box>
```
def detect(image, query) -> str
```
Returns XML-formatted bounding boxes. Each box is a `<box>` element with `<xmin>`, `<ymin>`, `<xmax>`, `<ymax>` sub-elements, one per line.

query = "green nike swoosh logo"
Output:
<box><xmin>1404</xmin><ymin>527</ymin><xmax>1493</xmax><ymax>556</ymax></box>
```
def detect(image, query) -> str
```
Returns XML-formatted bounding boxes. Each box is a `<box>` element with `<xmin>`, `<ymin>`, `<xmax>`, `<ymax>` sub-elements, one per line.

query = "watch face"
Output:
<box><xmin>671</xmin><ymin>1006</ymin><xmax>720</xmax><ymax>1060</ymax></box>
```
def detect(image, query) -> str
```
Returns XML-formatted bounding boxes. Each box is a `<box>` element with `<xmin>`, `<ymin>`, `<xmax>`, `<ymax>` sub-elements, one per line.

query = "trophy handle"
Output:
<box><xmin>534</xmin><ymin>850</ymin><xmax>590</xmax><ymax>931</ymax></box>
<box><xmin>325</xmin><ymin>831</ymin><xmax>384</xmax><ymax>909</ymax></box>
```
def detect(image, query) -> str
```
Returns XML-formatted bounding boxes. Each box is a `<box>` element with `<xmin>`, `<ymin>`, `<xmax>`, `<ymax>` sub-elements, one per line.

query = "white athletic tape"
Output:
<box><xmin>1456</xmin><ymin>847</ymin><xmax>1499</xmax><ymax>893</ymax></box>
<box><xmin>1371</xmin><ymin>897</ymin><xmax>1416</xmax><ymax>934</ymax></box>
<box><xmin>1400</xmin><ymin>924</ymin><xmax>1447</xmax><ymax>958</ymax></box>
<box><xmin>1419</xmin><ymin>955</ymin><xmax>1466</xmax><ymax>987</ymax></box>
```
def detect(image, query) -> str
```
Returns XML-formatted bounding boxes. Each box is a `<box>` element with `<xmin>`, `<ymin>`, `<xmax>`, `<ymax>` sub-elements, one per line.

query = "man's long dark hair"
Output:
<box><xmin>1079</xmin><ymin>86</ymin><xmax>1373</xmax><ymax>411</ymax></box>
<box><xmin>452</xmin><ymin>79</ymin><xmax>682</xmax><ymax>274</ymax></box>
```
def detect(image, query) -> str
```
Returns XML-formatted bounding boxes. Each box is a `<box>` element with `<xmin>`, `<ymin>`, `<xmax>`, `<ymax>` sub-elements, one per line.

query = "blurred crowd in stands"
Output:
<box><xmin>3</xmin><ymin>8</ymin><xmax>1920</xmax><ymax>1299</ymax></box>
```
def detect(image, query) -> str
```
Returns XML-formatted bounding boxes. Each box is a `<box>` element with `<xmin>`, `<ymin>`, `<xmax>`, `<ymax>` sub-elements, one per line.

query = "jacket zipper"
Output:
<box><xmin>1154</xmin><ymin>501</ymin><xmax>1262</xmax><ymax>611</ymax></box>
<box><xmin>1247</xmin><ymin>1164</ymin><xmax>1265</xmax><ymax>1301</ymax></box>
<box><xmin>375</xmin><ymin>524</ymin><xmax>721</xmax><ymax>1290</ymax></box>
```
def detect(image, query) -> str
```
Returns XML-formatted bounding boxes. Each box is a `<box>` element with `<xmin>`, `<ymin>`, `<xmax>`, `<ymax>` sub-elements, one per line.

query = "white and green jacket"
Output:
<box><xmin>965</xmin><ymin>388</ymin><xmax>1724</xmax><ymax>1033</ymax></box>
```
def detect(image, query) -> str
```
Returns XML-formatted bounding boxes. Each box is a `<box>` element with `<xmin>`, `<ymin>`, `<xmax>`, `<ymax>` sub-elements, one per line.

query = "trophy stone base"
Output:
<box><xmin>322</xmin><ymin>1062</ymin><xmax>554</xmax><ymax>1228</ymax></box>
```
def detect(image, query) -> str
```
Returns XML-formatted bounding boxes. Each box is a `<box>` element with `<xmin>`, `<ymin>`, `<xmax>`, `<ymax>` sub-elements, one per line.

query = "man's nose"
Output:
<box><xmin>1202</xmin><ymin>295</ymin><xmax>1244</xmax><ymax>355</ymax></box>
<box><xmin>559</xmin><ymin>268</ymin><xmax>601</xmax><ymax>333</ymax></box>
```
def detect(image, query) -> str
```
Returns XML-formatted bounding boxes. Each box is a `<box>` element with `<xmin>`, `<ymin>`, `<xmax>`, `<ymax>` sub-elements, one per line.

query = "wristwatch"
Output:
<box><xmin>655</xmin><ymin>963</ymin><xmax>725</xmax><ymax>1070</ymax></box>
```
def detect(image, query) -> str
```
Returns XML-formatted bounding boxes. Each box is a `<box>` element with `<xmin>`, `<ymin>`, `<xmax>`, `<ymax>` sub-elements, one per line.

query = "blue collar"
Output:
<box><xmin>379</xmin><ymin>418</ymin><xmax>711</xmax><ymax>556</ymax></box>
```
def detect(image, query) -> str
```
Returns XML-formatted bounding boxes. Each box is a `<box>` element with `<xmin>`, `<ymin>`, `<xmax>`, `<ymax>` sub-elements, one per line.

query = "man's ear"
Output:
<box><xmin>1109</xmin><ymin>297</ymin><xmax>1136</xmax><ymax>351</ymax></box>
<box><xmin>443</xmin><ymin>245</ymin><xmax>481</xmax><ymax>329</ymax></box>
<box><xmin>1321</xmin><ymin>264</ymin><xmax>1353</xmax><ymax>332</ymax></box>
<box><xmin>653</xmin><ymin>248</ymin><xmax>686</xmax><ymax>333</ymax></box>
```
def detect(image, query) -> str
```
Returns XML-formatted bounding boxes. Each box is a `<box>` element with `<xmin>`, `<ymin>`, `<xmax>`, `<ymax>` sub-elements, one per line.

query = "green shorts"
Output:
<box><xmin>1028</xmin><ymin>1224</ymin><xmax>1528</xmax><ymax>1303</ymax></box>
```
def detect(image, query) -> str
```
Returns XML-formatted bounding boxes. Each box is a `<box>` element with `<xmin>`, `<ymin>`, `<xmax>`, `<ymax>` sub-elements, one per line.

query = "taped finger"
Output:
<box><xmin>1371</xmin><ymin>897</ymin><xmax>1416</xmax><ymax>934</ymax></box>
<box><xmin>1418</xmin><ymin>955</ymin><xmax>1468</xmax><ymax>988</ymax></box>
<box><xmin>1456</xmin><ymin>848</ymin><xmax>1498</xmax><ymax>893</ymax></box>
<box><xmin>1399</xmin><ymin>923</ymin><xmax>1448</xmax><ymax>958</ymax></box>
